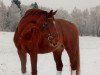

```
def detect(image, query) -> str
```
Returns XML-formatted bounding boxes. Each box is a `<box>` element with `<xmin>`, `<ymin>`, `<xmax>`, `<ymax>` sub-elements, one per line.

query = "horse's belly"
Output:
<box><xmin>38</xmin><ymin>43</ymin><xmax>54</xmax><ymax>53</ymax></box>
<box><xmin>38</xmin><ymin>48</ymin><xmax>53</xmax><ymax>54</ymax></box>
<box><xmin>38</xmin><ymin>42</ymin><xmax>62</xmax><ymax>54</ymax></box>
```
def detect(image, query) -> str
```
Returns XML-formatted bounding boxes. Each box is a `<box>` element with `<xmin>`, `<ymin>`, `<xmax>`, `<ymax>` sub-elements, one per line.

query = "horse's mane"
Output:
<box><xmin>24</xmin><ymin>8</ymin><xmax>48</xmax><ymax>18</ymax></box>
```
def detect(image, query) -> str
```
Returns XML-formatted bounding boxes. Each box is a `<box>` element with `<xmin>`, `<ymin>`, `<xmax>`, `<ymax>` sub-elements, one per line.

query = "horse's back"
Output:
<box><xmin>56</xmin><ymin>19</ymin><xmax>78</xmax><ymax>34</ymax></box>
<box><xmin>55</xmin><ymin>19</ymin><xmax>79</xmax><ymax>38</ymax></box>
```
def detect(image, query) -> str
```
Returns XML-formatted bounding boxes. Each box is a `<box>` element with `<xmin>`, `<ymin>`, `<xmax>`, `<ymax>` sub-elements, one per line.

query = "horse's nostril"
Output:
<box><xmin>53</xmin><ymin>43</ymin><xmax>57</xmax><ymax>46</ymax></box>
<box><xmin>53</xmin><ymin>44</ymin><xmax>55</xmax><ymax>46</ymax></box>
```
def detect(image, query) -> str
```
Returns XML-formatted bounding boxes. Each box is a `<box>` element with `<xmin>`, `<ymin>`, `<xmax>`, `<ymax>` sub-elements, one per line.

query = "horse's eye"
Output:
<box><xmin>48</xmin><ymin>33</ymin><xmax>52</xmax><ymax>36</ymax></box>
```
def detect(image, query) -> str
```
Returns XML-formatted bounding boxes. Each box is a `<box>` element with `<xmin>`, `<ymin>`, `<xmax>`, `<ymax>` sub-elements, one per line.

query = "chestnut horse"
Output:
<box><xmin>13</xmin><ymin>8</ymin><xmax>80</xmax><ymax>75</ymax></box>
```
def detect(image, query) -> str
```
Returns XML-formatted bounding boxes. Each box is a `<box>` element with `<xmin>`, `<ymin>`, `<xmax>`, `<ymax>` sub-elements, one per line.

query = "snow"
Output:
<box><xmin>0</xmin><ymin>32</ymin><xmax>100</xmax><ymax>75</ymax></box>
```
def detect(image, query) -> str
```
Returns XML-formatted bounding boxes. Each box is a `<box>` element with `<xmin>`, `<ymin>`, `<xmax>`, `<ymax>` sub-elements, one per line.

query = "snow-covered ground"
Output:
<box><xmin>0</xmin><ymin>32</ymin><xmax>100</xmax><ymax>75</ymax></box>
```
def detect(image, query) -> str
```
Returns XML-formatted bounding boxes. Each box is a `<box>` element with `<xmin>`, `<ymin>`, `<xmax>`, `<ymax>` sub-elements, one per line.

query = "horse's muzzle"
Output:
<box><xmin>48</xmin><ymin>36</ymin><xmax>58</xmax><ymax>47</ymax></box>
<box><xmin>50</xmin><ymin>42</ymin><xmax>57</xmax><ymax>47</ymax></box>
<box><xmin>47</xmin><ymin>33</ymin><xmax>59</xmax><ymax>47</ymax></box>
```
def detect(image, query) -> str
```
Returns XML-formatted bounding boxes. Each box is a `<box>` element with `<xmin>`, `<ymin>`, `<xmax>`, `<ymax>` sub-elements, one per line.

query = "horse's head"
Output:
<box><xmin>46</xmin><ymin>10</ymin><xmax>59</xmax><ymax>47</ymax></box>
<box><xmin>35</xmin><ymin>9</ymin><xmax>59</xmax><ymax>47</ymax></box>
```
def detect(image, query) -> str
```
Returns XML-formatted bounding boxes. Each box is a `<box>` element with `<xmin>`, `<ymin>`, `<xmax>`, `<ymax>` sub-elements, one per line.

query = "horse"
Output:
<box><xmin>13</xmin><ymin>8</ymin><xmax>80</xmax><ymax>75</ymax></box>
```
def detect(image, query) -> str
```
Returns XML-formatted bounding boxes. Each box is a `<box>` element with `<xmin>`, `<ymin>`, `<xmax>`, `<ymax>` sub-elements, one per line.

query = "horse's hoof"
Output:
<box><xmin>71</xmin><ymin>70</ymin><xmax>76</xmax><ymax>75</ymax></box>
<box><xmin>57</xmin><ymin>71</ymin><xmax>62</xmax><ymax>75</ymax></box>
<box><xmin>22</xmin><ymin>73</ymin><xmax>27</xmax><ymax>75</ymax></box>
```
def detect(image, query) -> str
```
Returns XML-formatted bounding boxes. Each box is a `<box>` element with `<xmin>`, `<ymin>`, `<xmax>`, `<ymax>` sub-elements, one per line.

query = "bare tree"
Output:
<box><xmin>71</xmin><ymin>7</ymin><xmax>83</xmax><ymax>35</ymax></box>
<box><xmin>7</xmin><ymin>3</ymin><xmax>21</xmax><ymax>31</ymax></box>
<box><xmin>0</xmin><ymin>1</ymin><xmax>8</xmax><ymax>31</ymax></box>
<box><xmin>55</xmin><ymin>8</ymin><xmax>70</xmax><ymax>20</ymax></box>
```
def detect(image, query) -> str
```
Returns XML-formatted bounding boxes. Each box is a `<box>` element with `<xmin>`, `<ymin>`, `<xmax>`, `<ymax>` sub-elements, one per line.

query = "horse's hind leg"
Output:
<box><xmin>17</xmin><ymin>49</ymin><xmax>27</xmax><ymax>74</ymax></box>
<box><xmin>64</xmin><ymin>41</ymin><xmax>80</xmax><ymax>75</ymax></box>
<box><xmin>53</xmin><ymin>45</ymin><xmax>64</xmax><ymax>75</ymax></box>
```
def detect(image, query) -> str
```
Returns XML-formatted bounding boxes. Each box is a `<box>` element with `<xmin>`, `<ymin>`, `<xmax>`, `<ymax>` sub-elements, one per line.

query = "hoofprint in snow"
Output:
<box><xmin>0</xmin><ymin>32</ymin><xmax>100</xmax><ymax>75</ymax></box>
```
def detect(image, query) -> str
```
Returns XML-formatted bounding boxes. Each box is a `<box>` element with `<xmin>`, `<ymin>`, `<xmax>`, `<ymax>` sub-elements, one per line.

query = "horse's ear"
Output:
<box><xmin>53</xmin><ymin>10</ymin><xmax>57</xmax><ymax>15</ymax></box>
<box><xmin>48</xmin><ymin>10</ymin><xmax>57</xmax><ymax>15</ymax></box>
<box><xmin>48</xmin><ymin>10</ymin><xmax>57</xmax><ymax>18</ymax></box>
<box><xmin>49</xmin><ymin>10</ymin><xmax>53</xmax><ymax>14</ymax></box>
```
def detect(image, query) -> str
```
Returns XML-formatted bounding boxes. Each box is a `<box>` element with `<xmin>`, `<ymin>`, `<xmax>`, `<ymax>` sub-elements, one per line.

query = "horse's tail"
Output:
<box><xmin>76</xmin><ymin>41</ymin><xmax>80</xmax><ymax>75</ymax></box>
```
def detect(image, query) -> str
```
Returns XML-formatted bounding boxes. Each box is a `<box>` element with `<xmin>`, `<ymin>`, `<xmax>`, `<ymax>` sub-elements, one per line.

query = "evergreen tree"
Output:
<box><xmin>7</xmin><ymin>3</ymin><xmax>21</xmax><ymax>31</ymax></box>
<box><xmin>20</xmin><ymin>4</ymin><xmax>29</xmax><ymax>17</ymax></box>
<box><xmin>71</xmin><ymin>7</ymin><xmax>83</xmax><ymax>35</ymax></box>
<box><xmin>90</xmin><ymin>6</ymin><xmax>100</xmax><ymax>36</ymax></box>
<box><xmin>55</xmin><ymin>8</ymin><xmax>70</xmax><ymax>20</ymax></box>
<box><xmin>30</xmin><ymin>2</ymin><xmax>38</xmax><ymax>9</ymax></box>
<box><xmin>12</xmin><ymin>0</ymin><xmax>21</xmax><ymax>9</ymax></box>
<box><xmin>0</xmin><ymin>1</ymin><xmax>7</xmax><ymax>31</ymax></box>
<box><xmin>82</xmin><ymin>9</ymin><xmax>90</xmax><ymax>36</ymax></box>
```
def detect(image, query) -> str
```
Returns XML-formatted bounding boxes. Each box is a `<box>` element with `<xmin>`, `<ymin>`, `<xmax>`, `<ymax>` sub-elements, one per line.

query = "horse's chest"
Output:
<box><xmin>38</xmin><ymin>37</ymin><xmax>61</xmax><ymax>53</ymax></box>
<box><xmin>38</xmin><ymin>38</ymin><xmax>51</xmax><ymax>49</ymax></box>
<box><xmin>38</xmin><ymin>38</ymin><xmax>56</xmax><ymax>53</ymax></box>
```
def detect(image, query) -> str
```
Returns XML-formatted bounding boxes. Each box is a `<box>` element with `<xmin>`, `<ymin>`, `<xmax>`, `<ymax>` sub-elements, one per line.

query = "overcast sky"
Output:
<box><xmin>2</xmin><ymin>0</ymin><xmax>100</xmax><ymax>12</ymax></box>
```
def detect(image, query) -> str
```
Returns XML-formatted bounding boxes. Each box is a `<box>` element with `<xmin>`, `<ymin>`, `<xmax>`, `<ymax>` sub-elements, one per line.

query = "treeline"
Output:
<box><xmin>0</xmin><ymin>0</ymin><xmax>100</xmax><ymax>36</ymax></box>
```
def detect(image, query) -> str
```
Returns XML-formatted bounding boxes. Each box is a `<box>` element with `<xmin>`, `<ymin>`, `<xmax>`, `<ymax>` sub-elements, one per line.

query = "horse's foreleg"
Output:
<box><xmin>17</xmin><ymin>50</ymin><xmax>27</xmax><ymax>74</ymax></box>
<box><xmin>30</xmin><ymin>52</ymin><xmax>37</xmax><ymax>75</ymax></box>
<box><xmin>53</xmin><ymin>45</ymin><xmax>64</xmax><ymax>75</ymax></box>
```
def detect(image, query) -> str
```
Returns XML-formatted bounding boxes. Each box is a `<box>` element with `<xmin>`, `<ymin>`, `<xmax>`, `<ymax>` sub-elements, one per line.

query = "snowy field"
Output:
<box><xmin>0</xmin><ymin>32</ymin><xmax>100</xmax><ymax>75</ymax></box>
